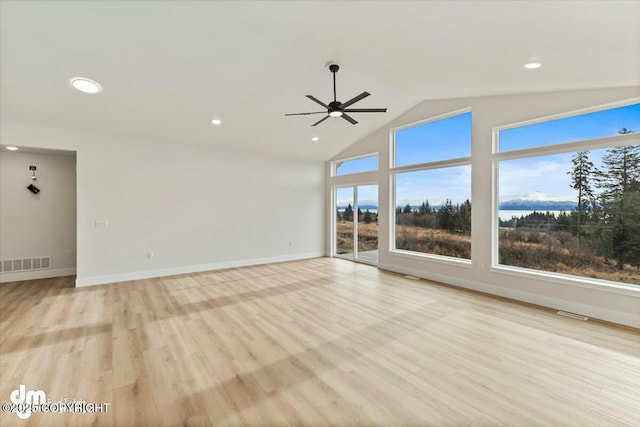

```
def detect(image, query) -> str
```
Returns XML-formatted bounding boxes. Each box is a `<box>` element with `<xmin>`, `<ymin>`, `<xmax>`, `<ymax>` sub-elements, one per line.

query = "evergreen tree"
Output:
<box><xmin>595</xmin><ymin>129</ymin><xmax>640</xmax><ymax>269</ymax></box>
<box><xmin>419</xmin><ymin>200</ymin><xmax>431</xmax><ymax>215</ymax></box>
<box><xmin>568</xmin><ymin>151</ymin><xmax>595</xmax><ymax>246</ymax></box>
<box><xmin>363</xmin><ymin>209</ymin><xmax>373</xmax><ymax>224</ymax></box>
<box><xmin>456</xmin><ymin>199</ymin><xmax>472</xmax><ymax>232</ymax></box>
<box><xmin>403</xmin><ymin>203</ymin><xmax>413</xmax><ymax>214</ymax></box>
<box><xmin>343</xmin><ymin>204</ymin><xmax>354</xmax><ymax>221</ymax></box>
<box><xmin>436</xmin><ymin>199</ymin><xmax>455</xmax><ymax>231</ymax></box>
<box><xmin>554</xmin><ymin>211</ymin><xmax>573</xmax><ymax>232</ymax></box>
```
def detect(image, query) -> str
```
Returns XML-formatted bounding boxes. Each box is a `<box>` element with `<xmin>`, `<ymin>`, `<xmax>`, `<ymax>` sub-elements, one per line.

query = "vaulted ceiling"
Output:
<box><xmin>1</xmin><ymin>1</ymin><xmax>639</xmax><ymax>159</ymax></box>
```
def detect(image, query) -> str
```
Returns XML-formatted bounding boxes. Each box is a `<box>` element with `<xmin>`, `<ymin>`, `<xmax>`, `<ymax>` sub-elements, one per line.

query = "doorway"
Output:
<box><xmin>334</xmin><ymin>184</ymin><xmax>378</xmax><ymax>264</ymax></box>
<box><xmin>0</xmin><ymin>146</ymin><xmax>77</xmax><ymax>283</ymax></box>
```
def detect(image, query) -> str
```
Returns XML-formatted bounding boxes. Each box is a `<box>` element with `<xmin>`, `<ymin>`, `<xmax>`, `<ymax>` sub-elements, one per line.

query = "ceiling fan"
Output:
<box><xmin>285</xmin><ymin>64</ymin><xmax>387</xmax><ymax>126</ymax></box>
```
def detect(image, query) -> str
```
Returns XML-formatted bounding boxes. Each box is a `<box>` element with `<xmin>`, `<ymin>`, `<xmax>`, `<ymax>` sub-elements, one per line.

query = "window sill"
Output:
<box><xmin>490</xmin><ymin>265</ymin><xmax>640</xmax><ymax>297</ymax></box>
<box><xmin>388</xmin><ymin>249</ymin><xmax>472</xmax><ymax>268</ymax></box>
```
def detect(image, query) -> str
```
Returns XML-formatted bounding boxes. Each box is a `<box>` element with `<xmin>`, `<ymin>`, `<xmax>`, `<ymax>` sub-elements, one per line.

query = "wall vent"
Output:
<box><xmin>557</xmin><ymin>311</ymin><xmax>589</xmax><ymax>321</ymax></box>
<box><xmin>0</xmin><ymin>256</ymin><xmax>51</xmax><ymax>273</ymax></box>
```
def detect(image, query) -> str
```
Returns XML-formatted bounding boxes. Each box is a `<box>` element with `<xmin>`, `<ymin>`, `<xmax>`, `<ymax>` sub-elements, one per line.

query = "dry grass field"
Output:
<box><xmin>499</xmin><ymin>229</ymin><xmax>640</xmax><ymax>284</ymax></box>
<box><xmin>337</xmin><ymin>221</ymin><xmax>639</xmax><ymax>284</ymax></box>
<box><xmin>395</xmin><ymin>225</ymin><xmax>471</xmax><ymax>259</ymax></box>
<box><xmin>336</xmin><ymin>222</ymin><xmax>378</xmax><ymax>254</ymax></box>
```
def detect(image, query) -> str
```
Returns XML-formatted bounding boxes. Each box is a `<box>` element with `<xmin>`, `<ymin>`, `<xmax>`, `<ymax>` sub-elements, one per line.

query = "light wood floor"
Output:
<box><xmin>1</xmin><ymin>258</ymin><xmax>639</xmax><ymax>426</ymax></box>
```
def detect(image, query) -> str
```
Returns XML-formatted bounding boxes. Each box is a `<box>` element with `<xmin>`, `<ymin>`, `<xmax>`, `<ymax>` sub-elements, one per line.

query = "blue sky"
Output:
<box><xmin>336</xmin><ymin>155</ymin><xmax>378</xmax><ymax>175</ymax></box>
<box><xmin>337</xmin><ymin>104</ymin><xmax>639</xmax><ymax>207</ymax></box>
<box><xmin>499</xmin><ymin>104</ymin><xmax>640</xmax><ymax>151</ymax></box>
<box><xmin>396</xmin><ymin>166</ymin><xmax>471</xmax><ymax>206</ymax></box>
<box><xmin>336</xmin><ymin>185</ymin><xmax>377</xmax><ymax>208</ymax></box>
<box><xmin>396</xmin><ymin>112</ymin><xmax>472</xmax><ymax>166</ymax></box>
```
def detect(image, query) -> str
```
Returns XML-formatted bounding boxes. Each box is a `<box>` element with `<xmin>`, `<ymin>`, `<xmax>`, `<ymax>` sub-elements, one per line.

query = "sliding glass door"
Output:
<box><xmin>335</xmin><ymin>185</ymin><xmax>378</xmax><ymax>264</ymax></box>
<box><xmin>335</xmin><ymin>187</ymin><xmax>355</xmax><ymax>256</ymax></box>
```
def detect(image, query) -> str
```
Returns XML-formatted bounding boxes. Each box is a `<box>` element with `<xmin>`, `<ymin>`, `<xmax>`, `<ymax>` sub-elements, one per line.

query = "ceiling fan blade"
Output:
<box><xmin>306</xmin><ymin>95</ymin><xmax>330</xmax><ymax>109</ymax></box>
<box><xmin>341</xmin><ymin>113</ymin><xmax>358</xmax><ymax>125</ymax></box>
<box><xmin>285</xmin><ymin>111</ymin><xmax>326</xmax><ymax>116</ymax></box>
<box><xmin>311</xmin><ymin>115</ymin><xmax>330</xmax><ymax>127</ymax></box>
<box><xmin>339</xmin><ymin>91</ymin><xmax>370</xmax><ymax>108</ymax></box>
<box><xmin>343</xmin><ymin>108</ymin><xmax>387</xmax><ymax>113</ymax></box>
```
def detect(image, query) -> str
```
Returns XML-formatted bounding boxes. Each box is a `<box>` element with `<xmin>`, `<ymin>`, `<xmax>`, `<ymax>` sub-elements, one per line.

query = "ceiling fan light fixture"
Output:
<box><xmin>329</xmin><ymin>110</ymin><xmax>343</xmax><ymax>117</ymax></box>
<box><xmin>70</xmin><ymin>77</ymin><xmax>102</xmax><ymax>94</ymax></box>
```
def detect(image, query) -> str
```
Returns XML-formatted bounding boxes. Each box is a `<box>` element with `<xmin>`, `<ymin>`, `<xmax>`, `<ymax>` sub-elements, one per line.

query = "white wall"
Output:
<box><xmin>0</xmin><ymin>149</ymin><xmax>77</xmax><ymax>281</ymax></box>
<box><xmin>328</xmin><ymin>86</ymin><xmax>640</xmax><ymax>327</ymax></box>
<box><xmin>0</xmin><ymin>123</ymin><xmax>326</xmax><ymax>286</ymax></box>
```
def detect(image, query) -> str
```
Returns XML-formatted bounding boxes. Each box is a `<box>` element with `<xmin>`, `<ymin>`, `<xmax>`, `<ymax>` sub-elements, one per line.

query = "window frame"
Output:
<box><xmin>491</xmin><ymin>97</ymin><xmax>640</xmax><ymax>293</ymax></box>
<box><xmin>389</xmin><ymin>108</ymin><xmax>473</xmax><ymax>263</ymax></box>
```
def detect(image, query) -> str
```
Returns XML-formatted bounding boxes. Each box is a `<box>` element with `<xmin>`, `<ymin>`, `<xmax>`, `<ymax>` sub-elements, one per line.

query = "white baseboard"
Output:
<box><xmin>75</xmin><ymin>252</ymin><xmax>326</xmax><ymax>287</ymax></box>
<box><xmin>378</xmin><ymin>262</ymin><xmax>640</xmax><ymax>329</ymax></box>
<box><xmin>0</xmin><ymin>267</ymin><xmax>76</xmax><ymax>283</ymax></box>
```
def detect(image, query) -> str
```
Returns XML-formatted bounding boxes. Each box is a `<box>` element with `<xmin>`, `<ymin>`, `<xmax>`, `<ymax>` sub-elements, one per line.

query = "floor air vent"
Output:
<box><xmin>0</xmin><ymin>256</ymin><xmax>51</xmax><ymax>273</ymax></box>
<box><xmin>404</xmin><ymin>275</ymin><xmax>421</xmax><ymax>280</ymax></box>
<box><xmin>557</xmin><ymin>311</ymin><xmax>589</xmax><ymax>321</ymax></box>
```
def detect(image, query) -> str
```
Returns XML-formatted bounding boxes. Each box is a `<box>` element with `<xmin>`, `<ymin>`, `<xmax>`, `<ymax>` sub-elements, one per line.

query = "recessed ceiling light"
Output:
<box><xmin>328</xmin><ymin>111</ymin><xmax>343</xmax><ymax>117</ymax></box>
<box><xmin>524</xmin><ymin>62</ymin><xmax>542</xmax><ymax>69</ymax></box>
<box><xmin>311</xmin><ymin>136</ymin><xmax>319</xmax><ymax>142</ymax></box>
<box><xmin>70</xmin><ymin>77</ymin><xmax>102</xmax><ymax>93</ymax></box>
<box><xmin>5</xmin><ymin>146</ymin><xmax>19</xmax><ymax>151</ymax></box>
<box><xmin>211</xmin><ymin>119</ymin><xmax>222</xmax><ymax>125</ymax></box>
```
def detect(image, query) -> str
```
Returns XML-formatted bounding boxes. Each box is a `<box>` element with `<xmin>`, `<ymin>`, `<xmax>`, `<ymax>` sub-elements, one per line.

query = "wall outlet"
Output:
<box><xmin>147</xmin><ymin>251</ymin><xmax>154</xmax><ymax>260</ymax></box>
<box><xmin>95</xmin><ymin>220</ymin><xmax>109</xmax><ymax>228</ymax></box>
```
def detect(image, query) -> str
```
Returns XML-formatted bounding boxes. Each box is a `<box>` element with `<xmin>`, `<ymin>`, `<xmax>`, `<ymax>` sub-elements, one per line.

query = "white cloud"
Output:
<box><xmin>499</xmin><ymin>154</ymin><xmax>576</xmax><ymax>201</ymax></box>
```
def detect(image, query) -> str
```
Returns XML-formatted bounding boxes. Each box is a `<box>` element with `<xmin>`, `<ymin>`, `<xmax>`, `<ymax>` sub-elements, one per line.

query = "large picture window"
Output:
<box><xmin>392</xmin><ymin>110</ymin><xmax>472</xmax><ymax>260</ymax></box>
<box><xmin>496</xmin><ymin>102</ymin><xmax>640</xmax><ymax>285</ymax></box>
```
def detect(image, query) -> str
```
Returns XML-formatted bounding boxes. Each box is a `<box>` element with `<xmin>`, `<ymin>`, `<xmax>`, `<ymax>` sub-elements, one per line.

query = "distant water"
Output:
<box><xmin>498</xmin><ymin>210</ymin><xmax>564</xmax><ymax>221</ymax></box>
<box><xmin>337</xmin><ymin>206</ymin><xmax>378</xmax><ymax>213</ymax></box>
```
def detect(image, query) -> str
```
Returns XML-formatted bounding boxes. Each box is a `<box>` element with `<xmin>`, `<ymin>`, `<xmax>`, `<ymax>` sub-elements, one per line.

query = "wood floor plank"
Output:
<box><xmin>1</xmin><ymin>257</ymin><xmax>639</xmax><ymax>426</ymax></box>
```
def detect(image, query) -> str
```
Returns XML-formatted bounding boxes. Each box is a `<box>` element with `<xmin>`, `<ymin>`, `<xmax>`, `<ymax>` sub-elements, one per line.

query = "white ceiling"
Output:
<box><xmin>1</xmin><ymin>1</ymin><xmax>639</xmax><ymax>160</ymax></box>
